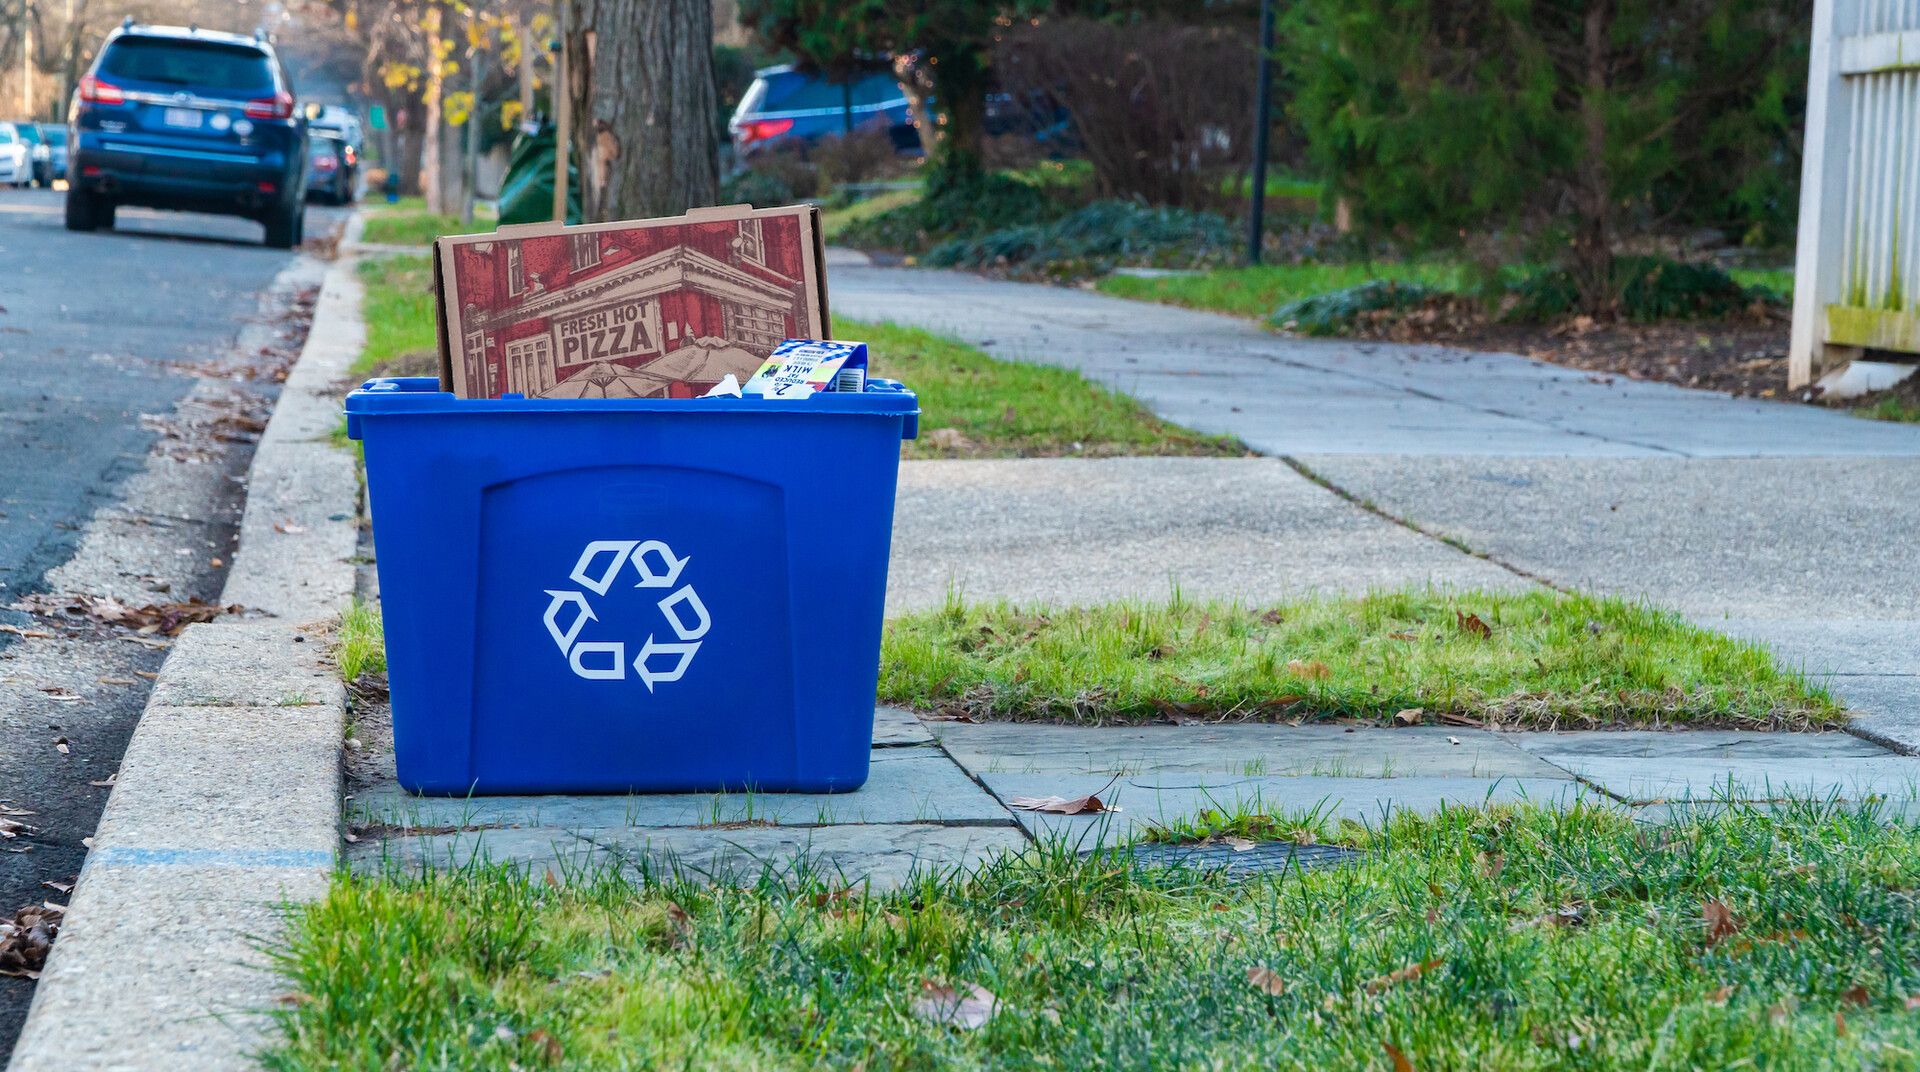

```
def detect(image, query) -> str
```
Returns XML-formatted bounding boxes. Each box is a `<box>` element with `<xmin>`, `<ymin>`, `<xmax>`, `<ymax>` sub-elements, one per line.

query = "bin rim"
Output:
<box><xmin>345</xmin><ymin>376</ymin><xmax>921</xmax><ymax>438</ymax></box>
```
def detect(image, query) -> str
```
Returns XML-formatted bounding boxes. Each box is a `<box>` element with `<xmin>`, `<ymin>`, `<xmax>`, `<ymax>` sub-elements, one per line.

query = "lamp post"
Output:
<box><xmin>1247</xmin><ymin>0</ymin><xmax>1274</xmax><ymax>266</ymax></box>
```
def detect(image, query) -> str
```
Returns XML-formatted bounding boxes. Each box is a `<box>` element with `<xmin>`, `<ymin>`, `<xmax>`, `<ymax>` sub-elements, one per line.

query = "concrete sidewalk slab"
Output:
<box><xmin>887</xmin><ymin>457</ymin><xmax>1530</xmax><ymax>613</ymax></box>
<box><xmin>1533</xmin><ymin>756</ymin><xmax>1920</xmax><ymax>802</ymax></box>
<box><xmin>349</xmin><ymin>744</ymin><xmax>1014</xmax><ymax>830</ymax></box>
<box><xmin>1504</xmin><ymin>729</ymin><xmax>1889</xmax><ymax>759</ymax></box>
<box><xmin>833</xmin><ymin>265</ymin><xmax>1920</xmax><ymax>457</ymax></box>
<box><xmin>931</xmin><ymin>722</ymin><xmax>1562</xmax><ymax>779</ymax></box>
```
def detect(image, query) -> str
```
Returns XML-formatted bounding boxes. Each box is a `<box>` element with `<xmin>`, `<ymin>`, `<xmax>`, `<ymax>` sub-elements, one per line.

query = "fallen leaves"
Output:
<box><xmin>911</xmin><ymin>980</ymin><xmax>999</xmax><ymax>1029</ymax></box>
<box><xmin>0</xmin><ymin>625</ymin><xmax>50</xmax><ymax>638</ymax></box>
<box><xmin>273</xmin><ymin>521</ymin><xmax>309</xmax><ymax>535</ymax></box>
<box><xmin>1286</xmin><ymin>659</ymin><xmax>1332</xmax><ymax>680</ymax></box>
<box><xmin>1383</xmin><ymin>1041</ymin><xmax>1415</xmax><ymax>1072</ymax></box>
<box><xmin>1246</xmin><ymin>964</ymin><xmax>1286</xmax><ymax>995</ymax></box>
<box><xmin>10</xmin><ymin>593</ymin><xmax>244</xmax><ymax>636</ymax></box>
<box><xmin>0</xmin><ymin>901</ymin><xmax>61</xmax><ymax>978</ymax></box>
<box><xmin>1456</xmin><ymin>612</ymin><xmax>1492</xmax><ymax>639</ymax></box>
<box><xmin>53</xmin><ymin>737</ymin><xmax>69</xmax><ymax>756</ymax></box>
<box><xmin>1393</xmin><ymin>707</ymin><xmax>1424</xmax><ymax>726</ymax></box>
<box><xmin>1365</xmin><ymin>958</ymin><xmax>1445</xmax><ymax>994</ymax></box>
<box><xmin>527</xmin><ymin>1029</ymin><xmax>564</xmax><ymax>1062</ymax></box>
<box><xmin>1702</xmin><ymin>899</ymin><xmax>1742</xmax><ymax>945</ymax></box>
<box><xmin>1007</xmin><ymin>793</ymin><xmax>1121</xmax><ymax>815</ymax></box>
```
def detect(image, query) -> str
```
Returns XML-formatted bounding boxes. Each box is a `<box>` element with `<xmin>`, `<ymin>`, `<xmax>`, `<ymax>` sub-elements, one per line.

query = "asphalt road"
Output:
<box><xmin>0</xmin><ymin>187</ymin><xmax>348</xmax><ymax>1055</ymax></box>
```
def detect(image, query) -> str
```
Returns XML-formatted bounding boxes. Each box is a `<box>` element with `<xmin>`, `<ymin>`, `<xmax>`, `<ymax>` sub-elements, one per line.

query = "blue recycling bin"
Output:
<box><xmin>344</xmin><ymin>376</ymin><xmax>920</xmax><ymax>795</ymax></box>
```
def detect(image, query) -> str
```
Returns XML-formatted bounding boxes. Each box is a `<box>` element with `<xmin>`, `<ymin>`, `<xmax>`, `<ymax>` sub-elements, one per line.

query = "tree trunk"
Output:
<box><xmin>1572</xmin><ymin>0</ymin><xmax>1614</xmax><ymax>316</ymax></box>
<box><xmin>892</xmin><ymin>53</ymin><xmax>938</xmax><ymax>159</ymax></box>
<box><xmin>565</xmin><ymin>0</ymin><xmax>719</xmax><ymax>221</ymax></box>
<box><xmin>422</xmin><ymin>6</ymin><xmax>445</xmax><ymax>215</ymax></box>
<box><xmin>924</xmin><ymin>43</ymin><xmax>988</xmax><ymax>192</ymax></box>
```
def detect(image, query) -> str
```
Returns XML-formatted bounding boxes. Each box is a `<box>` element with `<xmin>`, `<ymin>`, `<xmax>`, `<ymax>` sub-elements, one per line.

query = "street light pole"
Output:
<box><xmin>1247</xmin><ymin>0</ymin><xmax>1274</xmax><ymax>266</ymax></box>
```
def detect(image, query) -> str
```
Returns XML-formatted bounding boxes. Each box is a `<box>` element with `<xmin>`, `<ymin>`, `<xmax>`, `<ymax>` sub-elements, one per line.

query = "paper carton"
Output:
<box><xmin>431</xmin><ymin>204</ymin><xmax>830</xmax><ymax>399</ymax></box>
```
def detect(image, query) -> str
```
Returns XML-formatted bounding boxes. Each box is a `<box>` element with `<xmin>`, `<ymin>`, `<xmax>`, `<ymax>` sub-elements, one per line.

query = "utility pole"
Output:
<box><xmin>1246</xmin><ymin>0</ymin><xmax>1274</xmax><ymax>266</ymax></box>
<box><xmin>550</xmin><ymin>3</ymin><xmax>567</xmax><ymax>223</ymax></box>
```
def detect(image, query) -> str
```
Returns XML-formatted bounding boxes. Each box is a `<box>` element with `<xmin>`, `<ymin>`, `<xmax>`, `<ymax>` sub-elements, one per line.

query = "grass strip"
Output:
<box><xmin>343</xmin><ymin>277</ymin><xmax>1241</xmax><ymax>457</ymax></box>
<box><xmin>354</xmin><ymin>255</ymin><xmax>436</xmax><ymax>377</ymax></box>
<box><xmin>265</xmin><ymin>801</ymin><xmax>1920</xmax><ymax>1070</ymax></box>
<box><xmin>359</xmin><ymin>200</ymin><xmax>496</xmax><ymax>247</ymax></box>
<box><xmin>1096</xmin><ymin>264</ymin><xmax>1795</xmax><ymax>321</ymax></box>
<box><xmin>852</xmin><ymin>319</ymin><xmax>1245</xmax><ymax>458</ymax></box>
<box><xmin>880</xmin><ymin>590</ymin><xmax>1841</xmax><ymax>730</ymax></box>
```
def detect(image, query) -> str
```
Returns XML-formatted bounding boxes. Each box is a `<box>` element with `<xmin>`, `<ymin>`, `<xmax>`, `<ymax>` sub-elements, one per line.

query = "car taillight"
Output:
<box><xmin>742</xmin><ymin>118</ymin><xmax>793</xmax><ymax>143</ymax></box>
<box><xmin>78</xmin><ymin>76</ymin><xmax>124</xmax><ymax>105</ymax></box>
<box><xmin>244</xmin><ymin>91</ymin><xmax>294</xmax><ymax>120</ymax></box>
<box><xmin>314</xmin><ymin>155</ymin><xmax>337</xmax><ymax>171</ymax></box>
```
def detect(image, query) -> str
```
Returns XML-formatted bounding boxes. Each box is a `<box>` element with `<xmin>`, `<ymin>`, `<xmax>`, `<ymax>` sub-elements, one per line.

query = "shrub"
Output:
<box><xmin>924</xmin><ymin>200</ymin><xmax>1238</xmax><ymax>276</ymax></box>
<box><xmin>812</xmin><ymin>126</ymin><xmax>900</xmax><ymax>189</ymax></box>
<box><xmin>719</xmin><ymin>149</ymin><xmax>817</xmax><ymax>208</ymax></box>
<box><xmin>834</xmin><ymin>173</ymin><xmax>1058</xmax><ymax>253</ymax></box>
<box><xmin>1507</xmin><ymin>257</ymin><xmax>1786</xmax><ymax>323</ymax></box>
<box><xmin>1267</xmin><ymin>279</ymin><xmax>1454</xmax><ymax>335</ymax></box>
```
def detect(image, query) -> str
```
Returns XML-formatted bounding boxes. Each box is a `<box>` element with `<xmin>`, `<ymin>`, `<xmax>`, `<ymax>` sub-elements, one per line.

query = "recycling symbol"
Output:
<box><xmin>541</xmin><ymin>540</ymin><xmax>710</xmax><ymax>691</ymax></box>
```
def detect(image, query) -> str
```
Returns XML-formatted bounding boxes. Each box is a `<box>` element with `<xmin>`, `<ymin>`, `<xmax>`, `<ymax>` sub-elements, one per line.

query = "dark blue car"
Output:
<box><xmin>66</xmin><ymin>22</ymin><xmax>308</xmax><ymax>247</ymax></box>
<box><xmin>727</xmin><ymin>65</ymin><xmax>920</xmax><ymax>159</ymax></box>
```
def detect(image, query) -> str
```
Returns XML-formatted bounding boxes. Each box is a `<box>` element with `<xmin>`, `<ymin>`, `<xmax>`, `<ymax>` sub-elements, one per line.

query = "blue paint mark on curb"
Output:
<box><xmin>89</xmin><ymin>847</ymin><xmax>333</xmax><ymax>868</ymax></box>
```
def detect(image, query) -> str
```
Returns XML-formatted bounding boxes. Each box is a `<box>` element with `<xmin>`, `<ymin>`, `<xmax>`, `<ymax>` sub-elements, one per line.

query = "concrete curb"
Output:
<box><xmin>7</xmin><ymin>252</ymin><xmax>365</xmax><ymax>1071</ymax></box>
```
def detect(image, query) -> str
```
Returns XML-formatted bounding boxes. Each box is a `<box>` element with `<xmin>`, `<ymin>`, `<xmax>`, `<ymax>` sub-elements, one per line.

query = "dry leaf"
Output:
<box><xmin>1246</xmin><ymin>964</ymin><xmax>1286</xmax><ymax>995</ymax></box>
<box><xmin>1383</xmin><ymin>1041</ymin><xmax>1415</xmax><ymax>1072</ymax></box>
<box><xmin>1477</xmin><ymin>852</ymin><xmax>1504</xmax><ymax>880</ymax></box>
<box><xmin>1222</xmin><ymin>836</ymin><xmax>1256</xmax><ymax>853</ymax></box>
<box><xmin>1835</xmin><ymin>1009</ymin><xmax>1847</xmax><ymax>1036</ymax></box>
<box><xmin>1841</xmin><ymin>985</ymin><xmax>1870</xmax><ymax>1007</ymax></box>
<box><xmin>1387</xmin><ymin>631</ymin><xmax>1419</xmax><ymax>641</ymax></box>
<box><xmin>273</xmin><ymin>521</ymin><xmax>308</xmax><ymax>535</ymax></box>
<box><xmin>1259</xmin><ymin>609</ymin><xmax>1285</xmax><ymax>625</ymax></box>
<box><xmin>665</xmin><ymin>902</ymin><xmax>694</xmax><ymax>949</ymax></box>
<box><xmin>1702</xmin><ymin>899</ymin><xmax>1741</xmax><ymax>945</ymax></box>
<box><xmin>133</xmin><ymin>671</ymin><xmax>159</xmax><ymax>679</ymax></box>
<box><xmin>87</xmin><ymin>777</ymin><xmax>116</xmax><ymax>788</ymax></box>
<box><xmin>1456</xmin><ymin>612</ymin><xmax>1492</xmax><ymax>639</ymax></box>
<box><xmin>911</xmin><ymin>980</ymin><xmax>999</xmax><ymax>1029</ymax></box>
<box><xmin>542</xmin><ymin>867</ymin><xmax>560</xmax><ymax>890</ymax></box>
<box><xmin>1006</xmin><ymin>793</ymin><xmax>1120</xmax><ymax>815</ymax></box>
<box><xmin>341</xmin><ymin>831</ymin><xmax>359</xmax><ymax>843</ymax></box>
<box><xmin>1706</xmin><ymin>984</ymin><xmax>1735</xmax><ymax>1006</ymax></box>
<box><xmin>0</xmin><ymin>625</ymin><xmax>50</xmax><ymax>638</ymax></box>
<box><xmin>528</xmin><ymin>1029</ymin><xmax>563</xmax><ymax>1062</ymax></box>
<box><xmin>53</xmin><ymin>738</ymin><xmax>69</xmax><ymax>756</ymax></box>
<box><xmin>40</xmin><ymin>881</ymin><xmax>70</xmax><ymax>894</ymax></box>
<box><xmin>96</xmin><ymin>678</ymin><xmax>135</xmax><ymax>686</ymax></box>
<box><xmin>1446</xmin><ymin>735</ymin><xmax>1461</xmax><ymax>745</ymax></box>
<box><xmin>1365</xmin><ymin>958</ymin><xmax>1444</xmax><ymax>994</ymax></box>
<box><xmin>1285</xmin><ymin>659</ymin><xmax>1332</xmax><ymax>680</ymax></box>
<box><xmin>1393</xmin><ymin>708</ymin><xmax>1424</xmax><ymax>726</ymax></box>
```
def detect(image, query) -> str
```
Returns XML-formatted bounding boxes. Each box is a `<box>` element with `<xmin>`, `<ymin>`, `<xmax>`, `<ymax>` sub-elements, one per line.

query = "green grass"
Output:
<box><xmin>851</xmin><ymin>319</ymin><xmax>1246</xmax><ymax>458</ymax></box>
<box><xmin>266</xmin><ymin>801</ymin><xmax>1920</xmax><ymax>1071</ymax></box>
<box><xmin>1730</xmin><ymin>268</ymin><xmax>1794</xmax><ymax>300</ymax></box>
<box><xmin>822</xmin><ymin>188</ymin><xmax>921</xmax><ymax>241</ymax></box>
<box><xmin>1856</xmin><ymin>396</ymin><xmax>1920</xmax><ymax>423</ymax></box>
<box><xmin>336</xmin><ymin>597</ymin><xmax>386</xmax><ymax>682</ymax></box>
<box><xmin>879</xmin><ymin>590</ymin><xmax>1841</xmax><ymax>729</ymax></box>
<box><xmin>355</xmin><ymin>255</ymin><xmax>436</xmax><ymax>376</ymax></box>
<box><xmin>359</xmin><ymin>201</ymin><xmax>497</xmax><ymax>246</ymax></box>
<box><xmin>1096</xmin><ymin>262</ymin><xmax>1471</xmax><ymax>319</ymax></box>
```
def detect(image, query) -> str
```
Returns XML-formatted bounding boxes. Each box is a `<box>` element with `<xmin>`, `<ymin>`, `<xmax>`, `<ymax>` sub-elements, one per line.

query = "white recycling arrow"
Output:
<box><xmin>629</xmin><ymin>540</ymin><xmax>689</xmax><ymax>588</ymax></box>
<box><xmin>633</xmin><ymin>635</ymin><xmax>700</xmax><ymax>692</ymax></box>
<box><xmin>569</xmin><ymin>641</ymin><xmax>625</xmax><ymax>680</ymax></box>
<box><xmin>570</xmin><ymin>540</ymin><xmax>638</xmax><ymax>596</ymax></box>
<box><xmin>656</xmin><ymin>585</ymin><xmax>711</xmax><ymax>641</ymax></box>
<box><xmin>542</xmin><ymin>589</ymin><xmax>595</xmax><ymax>654</ymax></box>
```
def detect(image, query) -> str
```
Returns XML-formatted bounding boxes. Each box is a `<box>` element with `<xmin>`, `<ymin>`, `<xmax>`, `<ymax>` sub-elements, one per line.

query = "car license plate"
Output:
<box><xmin>162</xmin><ymin>107</ymin><xmax>203</xmax><ymax>129</ymax></box>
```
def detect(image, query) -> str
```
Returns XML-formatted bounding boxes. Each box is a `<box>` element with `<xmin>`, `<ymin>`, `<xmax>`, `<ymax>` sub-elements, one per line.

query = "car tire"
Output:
<box><xmin>263</xmin><ymin>202</ymin><xmax>300</xmax><ymax>249</ymax></box>
<box><xmin>64</xmin><ymin>186</ymin><xmax>99</xmax><ymax>231</ymax></box>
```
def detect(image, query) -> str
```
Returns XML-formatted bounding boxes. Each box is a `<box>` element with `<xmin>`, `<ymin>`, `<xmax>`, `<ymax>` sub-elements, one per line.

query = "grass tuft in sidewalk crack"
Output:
<box><xmin>335</xmin><ymin>598</ymin><xmax>385</xmax><ymax>683</ymax></box>
<box><xmin>880</xmin><ymin>588</ymin><xmax>1842</xmax><ymax>730</ymax></box>
<box><xmin>264</xmin><ymin>801</ymin><xmax>1920</xmax><ymax>1070</ymax></box>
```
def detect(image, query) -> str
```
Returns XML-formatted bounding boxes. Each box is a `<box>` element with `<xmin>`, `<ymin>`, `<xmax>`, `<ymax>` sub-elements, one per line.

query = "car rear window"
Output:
<box><xmin>99</xmin><ymin>37</ymin><xmax>273</xmax><ymax>91</ymax></box>
<box><xmin>42</xmin><ymin>127</ymin><xmax>64</xmax><ymax>144</ymax></box>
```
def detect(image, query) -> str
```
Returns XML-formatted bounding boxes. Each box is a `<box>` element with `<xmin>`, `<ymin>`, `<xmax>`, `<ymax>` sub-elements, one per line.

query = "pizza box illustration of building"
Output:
<box><xmin>432</xmin><ymin>203</ymin><xmax>829</xmax><ymax>400</ymax></box>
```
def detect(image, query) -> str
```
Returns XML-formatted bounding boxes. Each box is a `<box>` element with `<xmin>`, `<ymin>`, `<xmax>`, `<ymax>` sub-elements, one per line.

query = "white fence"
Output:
<box><xmin>1791</xmin><ymin>0</ymin><xmax>1920</xmax><ymax>386</ymax></box>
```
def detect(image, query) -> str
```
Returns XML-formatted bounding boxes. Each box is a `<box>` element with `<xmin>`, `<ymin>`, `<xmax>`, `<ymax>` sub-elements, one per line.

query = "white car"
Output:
<box><xmin>0</xmin><ymin>123</ymin><xmax>30</xmax><ymax>186</ymax></box>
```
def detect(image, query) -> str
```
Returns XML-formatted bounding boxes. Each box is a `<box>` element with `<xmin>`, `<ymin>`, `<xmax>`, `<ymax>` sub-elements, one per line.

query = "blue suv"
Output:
<box><xmin>66</xmin><ymin>22</ymin><xmax>308</xmax><ymax>247</ymax></box>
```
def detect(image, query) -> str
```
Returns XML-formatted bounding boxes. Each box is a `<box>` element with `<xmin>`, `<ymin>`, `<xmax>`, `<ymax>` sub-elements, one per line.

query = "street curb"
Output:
<box><xmin>7</xmin><ymin>250</ymin><xmax>365</xmax><ymax>1071</ymax></box>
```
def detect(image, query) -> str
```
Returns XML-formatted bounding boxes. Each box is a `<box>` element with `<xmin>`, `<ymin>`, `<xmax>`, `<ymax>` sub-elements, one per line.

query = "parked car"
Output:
<box><xmin>727</xmin><ymin>65</ymin><xmax>919</xmax><ymax>159</ymax></box>
<box><xmin>305</xmin><ymin>133</ymin><xmax>354</xmax><ymax>204</ymax></box>
<box><xmin>65</xmin><ymin>21</ymin><xmax>308</xmax><ymax>247</ymax></box>
<box><xmin>304</xmin><ymin>102</ymin><xmax>363</xmax><ymax>155</ymax></box>
<box><xmin>0</xmin><ymin>124</ymin><xmax>31</xmax><ymax>187</ymax></box>
<box><xmin>11</xmin><ymin>121</ymin><xmax>43</xmax><ymax>186</ymax></box>
<box><xmin>31</xmin><ymin>123</ymin><xmax>67</xmax><ymax>186</ymax></box>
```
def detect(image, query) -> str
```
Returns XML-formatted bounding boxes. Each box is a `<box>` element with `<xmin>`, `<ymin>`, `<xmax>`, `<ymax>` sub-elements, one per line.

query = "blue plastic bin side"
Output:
<box><xmin>347</xmin><ymin>381</ymin><xmax>919</xmax><ymax>795</ymax></box>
